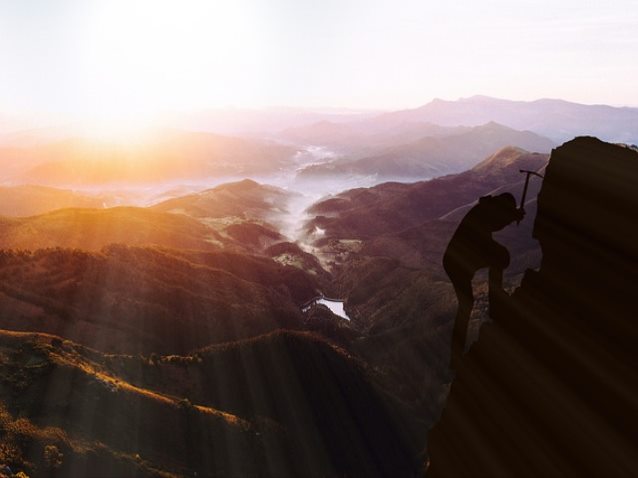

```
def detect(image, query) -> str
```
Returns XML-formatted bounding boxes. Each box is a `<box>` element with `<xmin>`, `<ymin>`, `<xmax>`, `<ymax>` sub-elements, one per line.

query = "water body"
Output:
<box><xmin>316</xmin><ymin>298</ymin><xmax>350</xmax><ymax>321</ymax></box>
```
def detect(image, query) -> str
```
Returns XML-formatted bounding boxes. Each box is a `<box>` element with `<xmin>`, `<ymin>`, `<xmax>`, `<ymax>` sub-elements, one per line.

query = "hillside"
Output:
<box><xmin>0</xmin><ymin>329</ymin><xmax>421</xmax><ymax>477</ymax></box>
<box><xmin>304</xmin><ymin>146</ymin><xmax>548</xmax><ymax>241</ymax></box>
<box><xmin>119</xmin><ymin>330</ymin><xmax>423</xmax><ymax>476</ymax></box>
<box><xmin>0</xmin><ymin>207</ymin><xmax>227</xmax><ymax>251</ymax></box>
<box><xmin>0</xmin><ymin>246</ymin><xmax>320</xmax><ymax>354</ymax></box>
<box><xmin>296</xmin><ymin>147</ymin><xmax>549</xmax><ymax>424</ymax></box>
<box><xmin>298</xmin><ymin>122</ymin><xmax>553</xmax><ymax>180</ymax></box>
<box><xmin>0</xmin><ymin>185</ymin><xmax>109</xmax><ymax>217</ymax></box>
<box><xmin>152</xmin><ymin>178</ymin><xmax>304</xmax><ymax>253</ymax></box>
<box><xmin>152</xmin><ymin>179</ymin><xmax>291</xmax><ymax>221</ymax></box>
<box><xmin>1</xmin><ymin>132</ymin><xmax>631</xmax><ymax>477</ymax></box>
<box><xmin>0</xmin><ymin>195</ymin><xmax>307</xmax><ymax>257</ymax></box>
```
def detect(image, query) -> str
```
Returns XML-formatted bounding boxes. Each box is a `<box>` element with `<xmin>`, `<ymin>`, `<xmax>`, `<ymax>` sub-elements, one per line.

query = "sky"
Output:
<box><xmin>1</xmin><ymin>0</ymin><xmax>637</xmax><ymax>121</ymax></box>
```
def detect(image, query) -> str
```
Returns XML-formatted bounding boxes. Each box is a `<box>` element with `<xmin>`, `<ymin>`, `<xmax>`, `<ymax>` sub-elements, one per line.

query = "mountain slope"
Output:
<box><xmin>152</xmin><ymin>179</ymin><xmax>291</xmax><ymax>220</ymax></box>
<box><xmin>0</xmin><ymin>246</ymin><xmax>318</xmax><ymax>354</ymax></box>
<box><xmin>298</xmin><ymin>123</ymin><xmax>553</xmax><ymax>180</ymax></box>
<box><xmin>0</xmin><ymin>185</ymin><xmax>108</xmax><ymax>217</ymax></box>
<box><xmin>299</xmin><ymin>147</ymin><xmax>549</xmax><ymax>427</ymax></box>
<box><xmin>0</xmin><ymin>328</ymin><xmax>423</xmax><ymax>477</ymax></box>
<box><xmin>374</xmin><ymin>95</ymin><xmax>638</xmax><ymax>143</ymax></box>
<box><xmin>304</xmin><ymin>146</ymin><xmax>548</xmax><ymax>241</ymax></box>
<box><xmin>0</xmin><ymin>329</ymin><xmax>254</xmax><ymax>477</ymax></box>
<box><xmin>152</xmin><ymin>178</ymin><xmax>298</xmax><ymax>252</ymax></box>
<box><xmin>0</xmin><ymin>207</ymin><xmax>226</xmax><ymax>251</ymax></box>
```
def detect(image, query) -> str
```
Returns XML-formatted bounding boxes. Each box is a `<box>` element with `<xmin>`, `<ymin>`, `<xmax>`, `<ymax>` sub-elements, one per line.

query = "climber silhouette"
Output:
<box><xmin>443</xmin><ymin>192</ymin><xmax>524</xmax><ymax>370</ymax></box>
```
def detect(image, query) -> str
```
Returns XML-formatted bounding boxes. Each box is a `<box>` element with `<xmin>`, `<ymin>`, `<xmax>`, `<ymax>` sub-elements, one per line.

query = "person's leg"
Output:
<box><xmin>487</xmin><ymin>241</ymin><xmax>509</xmax><ymax>317</ymax></box>
<box><xmin>450</xmin><ymin>276</ymin><xmax>474</xmax><ymax>371</ymax></box>
<box><xmin>488</xmin><ymin>266</ymin><xmax>504</xmax><ymax>297</ymax></box>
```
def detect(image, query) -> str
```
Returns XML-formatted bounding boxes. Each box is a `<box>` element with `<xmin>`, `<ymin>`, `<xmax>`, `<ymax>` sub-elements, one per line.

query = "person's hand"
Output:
<box><xmin>515</xmin><ymin>207</ymin><xmax>526</xmax><ymax>223</ymax></box>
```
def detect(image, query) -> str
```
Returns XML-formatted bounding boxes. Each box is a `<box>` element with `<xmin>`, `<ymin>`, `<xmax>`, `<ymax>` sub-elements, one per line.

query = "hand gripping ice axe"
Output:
<box><xmin>517</xmin><ymin>169</ymin><xmax>544</xmax><ymax>225</ymax></box>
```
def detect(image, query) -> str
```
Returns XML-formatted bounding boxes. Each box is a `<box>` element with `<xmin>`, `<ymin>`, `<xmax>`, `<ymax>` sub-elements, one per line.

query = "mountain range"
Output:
<box><xmin>366</xmin><ymin>95</ymin><xmax>638</xmax><ymax>144</ymax></box>
<box><xmin>1</xmin><ymin>131</ymin><xmax>297</xmax><ymax>186</ymax></box>
<box><xmin>304</xmin><ymin>146</ymin><xmax>547</xmax><ymax>241</ymax></box>
<box><xmin>297</xmin><ymin>122</ymin><xmax>553</xmax><ymax>180</ymax></box>
<box><xmin>293</xmin><ymin>146</ymin><xmax>550</xmax><ymax>432</ymax></box>
<box><xmin>0</xmin><ymin>97</ymin><xmax>635</xmax><ymax>476</ymax></box>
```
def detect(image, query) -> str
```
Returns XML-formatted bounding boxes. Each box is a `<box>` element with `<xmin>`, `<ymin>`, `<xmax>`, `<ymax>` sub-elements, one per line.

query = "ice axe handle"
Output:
<box><xmin>517</xmin><ymin>170</ymin><xmax>545</xmax><ymax>225</ymax></box>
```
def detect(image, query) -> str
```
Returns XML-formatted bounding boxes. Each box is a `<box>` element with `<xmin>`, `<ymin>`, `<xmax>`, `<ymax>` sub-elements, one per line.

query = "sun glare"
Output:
<box><xmin>73</xmin><ymin>116</ymin><xmax>160</xmax><ymax>143</ymax></box>
<box><xmin>77</xmin><ymin>0</ymin><xmax>264</xmax><ymax>123</ymax></box>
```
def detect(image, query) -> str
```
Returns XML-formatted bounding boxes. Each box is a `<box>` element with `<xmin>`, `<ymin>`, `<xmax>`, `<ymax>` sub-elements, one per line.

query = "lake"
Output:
<box><xmin>316</xmin><ymin>298</ymin><xmax>350</xmax><ymax>321</ymax></box>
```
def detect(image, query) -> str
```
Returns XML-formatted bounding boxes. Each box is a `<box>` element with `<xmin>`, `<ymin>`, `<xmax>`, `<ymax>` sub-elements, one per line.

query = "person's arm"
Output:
<box><xmin>514</xmin><ymin>207</ymin><xmax>526</xmax><ymax>224</ymax></box>
<box><xmin>487</xmin><ymin>239</ymin><xmax>510</xmax><ymax>269</ymax></box>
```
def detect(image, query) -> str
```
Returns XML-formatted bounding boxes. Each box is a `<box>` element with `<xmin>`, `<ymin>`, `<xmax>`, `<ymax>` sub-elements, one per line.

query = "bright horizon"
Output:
<box><xmin>1</xmin><ymin>0</ymin><xmax>637</xmax><ymax>124</ymax></box>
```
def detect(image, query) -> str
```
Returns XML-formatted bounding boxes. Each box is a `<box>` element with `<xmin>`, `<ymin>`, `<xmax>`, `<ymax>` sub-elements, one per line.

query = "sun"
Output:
<box><xmin>76</xmin><ymin>0</ymin><xmax>264</xmax><ymax>128</ymax></box>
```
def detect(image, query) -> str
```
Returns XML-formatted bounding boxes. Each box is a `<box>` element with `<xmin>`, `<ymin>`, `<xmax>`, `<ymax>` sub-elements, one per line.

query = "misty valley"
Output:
<box><xmin>0</xmin><ymin>96</ymin><xmax>636</xmax><ymax>477</ymax></box>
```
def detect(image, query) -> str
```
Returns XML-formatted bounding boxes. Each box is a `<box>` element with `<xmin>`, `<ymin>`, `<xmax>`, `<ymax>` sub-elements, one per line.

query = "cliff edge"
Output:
<box><xmin>427</xmin><ymin>137</ymin><xmax>638</xmax><ymax>477</ymax></box>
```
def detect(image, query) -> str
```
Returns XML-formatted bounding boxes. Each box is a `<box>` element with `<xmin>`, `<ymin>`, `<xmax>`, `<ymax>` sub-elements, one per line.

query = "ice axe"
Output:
<box><xmin>517</xmin><ymin>169</ymin><xmax>544</xmax><ymax>224</ymax></box>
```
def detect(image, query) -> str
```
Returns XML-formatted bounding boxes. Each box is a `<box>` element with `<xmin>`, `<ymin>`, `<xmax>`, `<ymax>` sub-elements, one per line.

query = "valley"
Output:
<box><xmin>0</xmin><ymin>140</ymin><xmax>549</xmax><ymax>476</ymax></box>
<box><xmin>3</xmin><ymin>0</ymin><xmax>637</xmax><ymax>470</ymax></box>
<box><xmin>0</xmin><ymin>96</ymin><xmax>636</xmax><ymax>477</ymax></box>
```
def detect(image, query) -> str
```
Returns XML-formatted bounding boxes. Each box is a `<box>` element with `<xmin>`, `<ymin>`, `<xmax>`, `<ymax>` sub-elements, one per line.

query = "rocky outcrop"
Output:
<box><xmin>427</xmin><ymin>137</ymin><xmax>638</xmax><ymax>477</ymax></box>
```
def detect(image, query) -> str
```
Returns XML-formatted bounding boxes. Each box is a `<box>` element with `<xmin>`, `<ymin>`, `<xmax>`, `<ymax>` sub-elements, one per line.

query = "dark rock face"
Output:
<box><xmin>427</xmin><ymin>137</ymin><xmax>638</xmax><ymax>477</ymax></box>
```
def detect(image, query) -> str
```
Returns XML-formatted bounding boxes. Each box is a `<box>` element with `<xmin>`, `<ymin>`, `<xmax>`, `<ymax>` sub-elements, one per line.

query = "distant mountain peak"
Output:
<box><xmin>428</xmin><ymin>95</ymin><xmax>500</xmax><ymax>105</ymax></box>
<box><xmin>383</xmin><ymin>96</ymin><xmax>638</xmax><ymax>144</ymax></box>
<box><xmin>460</xmin><ymin>94</ymin><xmax>498</xmax><ymax>102</ymax></box>
<box><xmin>212</xmin><ymin>178</ymin><xmax>262</xmax><ymax>192</ymax></box>
<box><xmin>473</xmin><ymin>120</ymin><xmax>509</xmax><ymax>130</ymax></box>
<box><xmin>232</xmin><ymin>178</ymin><xmax>260</xmax><ymax>188</ymax></box>
<box><xmin>471</xmin><ymin>145</ymin><xmax>533</xmax><ymax>174</ymax></box>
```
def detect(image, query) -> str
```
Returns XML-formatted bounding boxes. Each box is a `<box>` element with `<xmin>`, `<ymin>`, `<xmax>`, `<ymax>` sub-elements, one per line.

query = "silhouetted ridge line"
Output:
<box><xmin>427</xmin><ymin>136</ymin><xmax>638</xmax><ymax>477</ymax></box>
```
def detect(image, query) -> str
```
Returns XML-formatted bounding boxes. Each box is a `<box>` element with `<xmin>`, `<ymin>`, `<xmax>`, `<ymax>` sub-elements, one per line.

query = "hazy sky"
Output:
<box><xmin>1</xmin><ymin>0</ymin><xmax>637</xmax><ymax>119</ymax></box>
